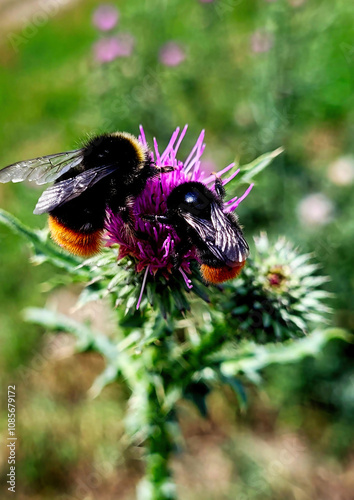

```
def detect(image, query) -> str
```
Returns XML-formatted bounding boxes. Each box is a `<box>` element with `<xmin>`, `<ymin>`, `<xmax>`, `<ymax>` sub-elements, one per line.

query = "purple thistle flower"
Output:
<box><xmin>93</xmin><ymin>34</ymin><xmax>135</xmax><ymax>63</ymax></box>
<box><xmin>93</xmin><ymin>4</ymin><xmax>119</xmax><ymax>31</ymax></box>
<box><xmin>105</xmin><ymin>126</ymin><xmax>253</xmax><ymax>309</ymax></box>
<box><xmin>159</xmin><ymin>42</ymin><xmax>186</xmax><ymax>67</ymax></box>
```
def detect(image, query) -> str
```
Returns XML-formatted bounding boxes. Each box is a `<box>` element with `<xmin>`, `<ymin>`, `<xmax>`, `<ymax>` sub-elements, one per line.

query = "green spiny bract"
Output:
<box><xmin>220</xmin><ymin>233</ymin><xmax>332</xmax><ymax>343</ymax></box>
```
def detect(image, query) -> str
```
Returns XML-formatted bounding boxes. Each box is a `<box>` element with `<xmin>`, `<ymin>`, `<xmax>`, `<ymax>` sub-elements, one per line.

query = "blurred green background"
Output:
<box><xmin>0</xmin><ymin>0</ymin><xmax>353</xmax><ymax>498</ymax></box>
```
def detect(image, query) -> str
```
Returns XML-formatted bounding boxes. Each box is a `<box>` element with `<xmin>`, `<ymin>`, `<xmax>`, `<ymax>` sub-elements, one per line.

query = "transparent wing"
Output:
<box><xmin>211</xmin><ymin>203</ymin><xmax>249</xmax><ymax>264</ymax></box>
<box><xmin>182</xmin><ymin>211</ymin><xmax>227</xmax><ymax>263</ymax></box>
<box><xmin>182</xmin><ymin>202</ymin><xmax>249</xmax><ymax>266</ymax></box>
<box><xmin>34</xmin><ymin>164</ymin><xmax>117</xmax><ymax>215</ymax></box>
<box><xmin>0</xmin><ymin>149</ymin><xmax>84</xmax><ymax>185</ymax></box>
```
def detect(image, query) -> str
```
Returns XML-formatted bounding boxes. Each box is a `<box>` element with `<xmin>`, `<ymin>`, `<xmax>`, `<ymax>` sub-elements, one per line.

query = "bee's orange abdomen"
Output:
<box><xmin>48</xmin><ymin>216</ymin><xmax>102</xmax><ymax>257</ymax></box>
<box><xmin>200</xmin><ymin>261</ymin><xmax>246</xmax><ymax>284</ymax></box>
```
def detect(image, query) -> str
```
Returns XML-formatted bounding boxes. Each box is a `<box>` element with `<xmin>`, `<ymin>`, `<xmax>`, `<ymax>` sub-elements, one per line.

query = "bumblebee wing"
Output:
<box><xmin>0</xmin><ymin>149</ymin><xmax>84</xmax><ymax>185</ymax></box>
<box><xmin>33</xmin><ymin>164</ymin><xmax>117</xmax><ymax>215</ymax></box>
<box><xmin>211</xmin><ymin>203</ymin><xmax>249</xmax><ymax>264</ymax></box>
<box><xmin>182</xmin><ymin>203</ymin><xmax>249</xmax><ymax>266</ymax></box>
<box><xmin>181</xmin><ymin>211</ymin><xmax>226</xmax><ymax>262</ymax></box>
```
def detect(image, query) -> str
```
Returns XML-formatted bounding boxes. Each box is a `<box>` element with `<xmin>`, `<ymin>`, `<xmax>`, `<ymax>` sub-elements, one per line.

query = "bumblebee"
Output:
<box><xmin>144</xmin><ymin>178</ymin><xmax>249</xmax><ymax>284</ymax></box>
<box><xmin>0</xmin><ymin>132</ymin><xmax>170</xmax><ymax>256</ymax></box>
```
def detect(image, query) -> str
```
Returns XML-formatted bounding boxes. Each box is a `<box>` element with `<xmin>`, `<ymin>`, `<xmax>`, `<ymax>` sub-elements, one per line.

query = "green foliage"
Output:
<box><xmin>220</xmin><ymin>233</ymin><xmax>333</xmax><ymax>343</ymax></box>
<box><xmin>0</xmin><ymin>0</ymin><xmax>353</xmax><ymax>498</ymax></box>
<box><xmin>1</xmin><ymin>201</ymin><xmax>347</xmax><ymax>499</ymax></box>
<box><xmin>0</xmin><ymin>209</ymin><xmax>87</xmax><ymax>276</ymax></box>
<box><xmin>238</xmin><ymin>147</ymin><xmax>284</xmax><ymax>186</ymax></box>
<box><xmin>219</xmin><ymin>328</ymin><xmax>350</xmax><ymax>382</ymax></box>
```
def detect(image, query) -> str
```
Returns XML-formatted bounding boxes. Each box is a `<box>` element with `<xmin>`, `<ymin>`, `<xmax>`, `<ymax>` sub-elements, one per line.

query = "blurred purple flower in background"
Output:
<box><xmin>327</xmin><ymin>156</ymin><xmax>354</xmax><ymax>186</ymax></box>
<box><xmin>93</xmin><ymin>4</ymin><xmax>119</xmax><ymax>31</ymax></box>
<box><xmin>251</xmin><ymin>31</ymin><xmax>274</xmax><ymax>53</ymax></box>
<box><xmin>159</xmin><ymin>42</ymin><xmax>186</xmax><ymax>67</ymax></box>
<box><xmin>297</xmin><ymin>193</ymin><xmax>334</xmax><ymax>227</ymax></box>
<box><xmin>200</xmin><ymin>159</ymin><xmax>219</xmax><ymax>175</ymax></box>
<box><xmin>93</xmin><ymin>34</ymin><xmax>135</xmax><ymax>63</ymax></box>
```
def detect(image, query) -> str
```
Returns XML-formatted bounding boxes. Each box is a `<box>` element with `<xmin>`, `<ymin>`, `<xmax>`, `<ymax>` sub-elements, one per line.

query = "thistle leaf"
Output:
<box><xmin>239</xmin><ymin>147</ymin><xmax>284</xmax><ymax>184</ymax></box>
<box><xmin>220</xmin><ymin>328</ymin><xmax>351</xmax><ymax>380</ymax></box>
<box><xmin>24</xmin><ymin>307</ymin><xmax>118</xmax><ymax>360</ymax></box>
<box><xmin>89</xmin><ymin>363</ymin><xmax>120</xmax><ymax>398</ymax></box>
<box><xmin>0</xmin><ymin>209</ymin><xmax>89</xmax><ymax>277</ymax></box>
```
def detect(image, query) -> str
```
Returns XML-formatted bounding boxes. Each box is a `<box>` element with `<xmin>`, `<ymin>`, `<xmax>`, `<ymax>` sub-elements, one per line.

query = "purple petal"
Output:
<box><xmin>139</xmin><ymin>125</ymin><xmax>147</xmax><ymax>146</ymax></box>
<box><xmin>179</xmin><ymin>267</ymin><xmax>193</xmax><ymax>289</ymax></box>
<box><xmin>204</xmin><ymin>162</ymin><xmax>235</xmax><ymax>185</ymax></box>
<box><xmin>136</xmin><ymin>265</ymin><xmax>150</xmax><ymax>310</ymax></box>
<box><xmin>222</xmin><ymin>168</ymin><xmax>240</xmax><ymax>186</ymax></box>
<box><xmin>226</xmin><ymin>183</ymin><xmax>254</xmax><ymax>212</ymax></box>
<box><xmin>184</xmin><ymin>130</ymin><xmax>205</xmax><ymax>172</ymax></box>
<box><xmin>160</xmin><ymin>128</ymin><xmax>180</xmax><ymax>163</ymax></box>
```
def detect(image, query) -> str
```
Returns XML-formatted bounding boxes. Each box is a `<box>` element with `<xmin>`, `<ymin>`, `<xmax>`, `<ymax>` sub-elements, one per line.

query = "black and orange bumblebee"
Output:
<box><xmin>0</xmin><ymin>131</ymin><xmax>249</xmax><ymax>284</ymax></box>
<box><xmin>144</xmin><ymin>178</ymin><xmax>249</xmax><ymax>284</ymax></box>
<box><xmin>0</xmin><ymin>132</ymin><xmax>168</xmax><ymax>256</ymax></box>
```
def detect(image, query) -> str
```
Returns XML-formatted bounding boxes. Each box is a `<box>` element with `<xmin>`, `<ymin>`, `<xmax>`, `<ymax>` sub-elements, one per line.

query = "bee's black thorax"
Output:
<box><xmin>51</xmin><ymin>132</ymin><xmax>156</xmax><ymax>233</ymax></box>
<box><xmin>84</xmin><ymin>133</ymin><xmax>145</xmax><ymax>174</ymax></box>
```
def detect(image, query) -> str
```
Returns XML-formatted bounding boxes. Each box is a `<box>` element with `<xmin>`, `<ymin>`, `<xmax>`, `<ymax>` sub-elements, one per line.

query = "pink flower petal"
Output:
<box><xmin>93</xmin><ymin>34</ymin><xmax>134</xmax><ymax>63</ymax></box>
<box><xmin>159</xmin><ymin>42</ymin><xmax>186</xmax><ymax>67</ymax></box>
<box><xmin>93</xmin><ymin>5</ymin><xmax>119</xmax><ymax>31</ymax></box>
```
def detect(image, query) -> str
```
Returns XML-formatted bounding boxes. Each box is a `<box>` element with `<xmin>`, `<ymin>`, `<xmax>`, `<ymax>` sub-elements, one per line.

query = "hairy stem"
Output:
<box><xmin>139</xmin><ymin>383</ymin><xmax>176</xmax><ymax>500</ymax></box>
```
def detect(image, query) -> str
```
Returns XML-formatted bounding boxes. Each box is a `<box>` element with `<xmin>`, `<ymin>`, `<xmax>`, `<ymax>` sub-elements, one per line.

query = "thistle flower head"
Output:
<box><xmin>221</xmin><ymin>232</ymin><xmax>332</xmax><ymax>342</ymax></box>
<box><xmin>105</xmin><ymin>126</ymin><xmax>253</xmax><ymax>309</ymax></box>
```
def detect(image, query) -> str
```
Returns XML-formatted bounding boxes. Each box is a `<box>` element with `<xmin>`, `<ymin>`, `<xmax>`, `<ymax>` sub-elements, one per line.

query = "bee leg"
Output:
<box><xmin>214</xmin><ymin>176</ymin><xmax>225</xmax><ymax>200</ymax></box>
<box><xmin>111</xmin><ymin>206</ymin><xmax>141</xmax><ymax>241</ymax></box>
<box><xmin>117</xmin><ymin>206</ymin><xmax>132</xmax><ymax>224</ymax></box>
<box><xmin>134</xmin><ymin>214</ymin><xmax>172</xmax><ymax>240</ymax></box>
<box><xmin>171</xmin><ymin>240</ymin><xmax>192</xmax><ymax>270</ymax></box>
<box><xmin>141</xmin><ymin>214</ymin><xmax>172</xmax><ymax>224</ymax></box>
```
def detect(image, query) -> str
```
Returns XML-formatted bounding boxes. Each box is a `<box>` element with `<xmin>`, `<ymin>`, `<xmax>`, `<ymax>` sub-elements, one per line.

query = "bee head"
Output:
<box><xmin>167</xmin><ymin>181</ymin><xmax>215</xmax><ymax>217</ymax></box>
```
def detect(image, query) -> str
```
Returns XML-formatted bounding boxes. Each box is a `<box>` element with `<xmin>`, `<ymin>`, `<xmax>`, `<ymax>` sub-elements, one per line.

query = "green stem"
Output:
<box><xmin>139</xmin><ymin>382</ymin><xmax>176</xmax><ymax>500</ymax></box>
<box><xmin>118</xmin><ymin>328</ymin><xmax>178</xmax><ymax>500</ymax></box>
